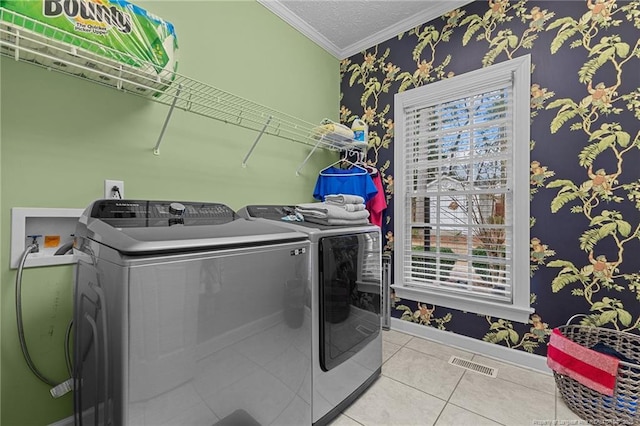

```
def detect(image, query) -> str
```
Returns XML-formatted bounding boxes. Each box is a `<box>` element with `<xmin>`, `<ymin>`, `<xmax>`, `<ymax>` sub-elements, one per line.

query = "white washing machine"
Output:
<box><xmin>238</xmin><ymin>205</ymin><xmax>382</xmax><ymax>426</ymax></box>
<box><xmin>73</xmin><ymin>199</ymin><xmax>312</xmax><ymax>426</ymax></box>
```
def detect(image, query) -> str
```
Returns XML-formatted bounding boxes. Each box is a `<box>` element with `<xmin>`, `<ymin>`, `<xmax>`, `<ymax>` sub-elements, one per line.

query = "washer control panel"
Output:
<box><xmin>90</xmin><ymin>199</ymin><xmax>237</xmax><ymax>227</ymax></box>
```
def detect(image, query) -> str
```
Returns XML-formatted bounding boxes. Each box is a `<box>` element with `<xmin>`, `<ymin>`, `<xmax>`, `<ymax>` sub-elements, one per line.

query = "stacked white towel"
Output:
<box><xmin>297</xmin><ymin>202</ymin><xmax>365</xmax><ymax>214</ymax></box>
<box><xmin>296</xmin><ymin>194</ymin><xmax>370</xmax><ymax>226</ymax></box>
<box><xmin>325</xmin><ymin>194</ymin><xmax>365</xmax><ymax>205</ymax></box>
<box><xmin>302</xmin><ymin>217</ymin><xmax>369</xmax><ymax>226</ymax></box>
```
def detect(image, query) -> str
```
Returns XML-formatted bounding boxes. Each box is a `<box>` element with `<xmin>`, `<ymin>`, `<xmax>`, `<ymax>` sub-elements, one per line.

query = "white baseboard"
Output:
<box><xmin>391</xmin><ymin>318</ymin><xmax>552</xmax><ymax>375</ymax></box>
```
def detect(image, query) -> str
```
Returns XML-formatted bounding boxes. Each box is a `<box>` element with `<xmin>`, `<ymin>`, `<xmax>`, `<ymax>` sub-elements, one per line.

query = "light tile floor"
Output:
<box><xmin>328</xmin><ymin>329</ymin><xmax>588</xmax><ymax>426</ymax></box>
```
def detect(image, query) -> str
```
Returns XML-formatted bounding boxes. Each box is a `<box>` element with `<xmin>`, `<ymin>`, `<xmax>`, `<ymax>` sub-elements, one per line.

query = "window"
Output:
<box><xmin>393</xmin><ymin>55</ymin><xmax>532</xmax><ymax>323</ymax></box>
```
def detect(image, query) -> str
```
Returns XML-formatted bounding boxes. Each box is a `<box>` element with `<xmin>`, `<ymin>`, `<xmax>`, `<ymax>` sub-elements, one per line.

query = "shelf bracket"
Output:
<box><xmin>153</xmin><ymin>84</ymin><xmax>183</xmax><ymax>156</ymax></box>
<box><xmin>295</xmin><ymin>135</ymin><xmax>325</xmax><ymax>176</ymax></box>
<box><xmin>241</xmin><ymin>115</ymin><xmax>272</xmax><ymax>167</ymax></box>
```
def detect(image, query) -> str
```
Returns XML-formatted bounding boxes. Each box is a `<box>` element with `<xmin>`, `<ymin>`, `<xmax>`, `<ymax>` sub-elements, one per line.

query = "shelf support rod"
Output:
<box><xmin>241</xmin><ymin>115</ymin><xmax>272</xmax><ymax>167</ymax></box>
<box><xmin>14</xmin><ymin>29</ymin><xmax>20</xmax><ymax>61</ymax></box>
<box><xmin>117</xmin><ymin>65</ymin><xmax>123</xmax><ymax>90</ymax></box>
<box><xmin>153</xmin><ymin>84</ymin><xmax>182</xmax><ymax>156</ymax></box>
<box><xmin>295</xmin><ymin>136</ymin><xmax>325</xmax><ymax>176</ymax></box>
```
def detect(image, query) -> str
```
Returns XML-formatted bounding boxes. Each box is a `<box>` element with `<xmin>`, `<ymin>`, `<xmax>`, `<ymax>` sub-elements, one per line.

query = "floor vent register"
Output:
<box><xmin>448</xmin><ymin>356</ymin><xmax>498</xmax><ymax>378</ymax></box>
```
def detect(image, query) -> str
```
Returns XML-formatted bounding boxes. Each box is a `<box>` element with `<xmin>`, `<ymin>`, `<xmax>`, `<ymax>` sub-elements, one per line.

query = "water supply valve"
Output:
<box><xmin>26</xmin><ymin>235</ymin><xmax>42</xmax><ymax>253</ymax></box>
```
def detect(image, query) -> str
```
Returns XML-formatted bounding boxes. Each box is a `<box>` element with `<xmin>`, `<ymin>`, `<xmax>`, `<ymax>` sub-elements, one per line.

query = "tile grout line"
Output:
<box><xmin>348</xmin><ymin>331</ymin><xmax>414</xmax><ymax>425</ymax></box>
<box><xmin>442</xmin><ymin>355</ymin><xmax>508</xmax><ymax>426</ymax></box>
<box><xmin>349</xmin><ymin>376</ymin><xmax>507</xmax><ymax>426</ymax></box>
<box><xmin>385</xmin><ymin>333</ymin><xmax>537</xmax><ymax>423</ymax></box>
<box><xmin>381</xmin><ymin>374</ymin><xmax>449</xmax><ymax>405</ymax></box>
<box><xmin>399</xmin><ymin>340</ymin><xmax>472</xmax><ymax>364</ymax></box>
<box><xmin>554</xmin><ymin>385</ymin><xmax>558</xmax><ymax>421</ymax></box>
<box><xmin>382</xmin><ymin>341</ymin><xmax>404</xmax><ymax>362</ymax></box>
<box><xmin>382</xmin><ymin>332</ymin><xmax>556</xmax><ymax>425</ymax></box>
<box><xmin>378</xmin><ymin>371</ymin><xmax>456</xmax><ymax>426</ymax></box>
<box><xmin>339</xmin><ymin>411</ymin><xmax>366</xmax><ymax>426</ymax></box>
<box><xmin>382</xmin><ymin>334</ymin><xmax>413</xmax><ymax>349</ymax></box>
<box><xmin>445</xmin><ymin>401</ymin><xmax>509</xmax><ymax>426</ymax></box>
<box><xmin>468</xmin><ymin>353</ymin><xmax>557</xmax><ymax>397</ymax></box>
<box><xmin>382</xmin><ymin>333</ymin><xmax>475</xmax><ymax>421</ymax></box>
<box><xmin>430</xmin><ymin>363</ymin><xmax>472</xmax><ymax>426</ymax></box>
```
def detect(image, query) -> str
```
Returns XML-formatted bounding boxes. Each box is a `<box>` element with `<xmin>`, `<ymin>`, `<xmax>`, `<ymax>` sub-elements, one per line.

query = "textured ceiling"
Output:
<box><xmin>258</xmin><ymin>0</ymin><xmax>472</xmax><ymax>59</ymax></box>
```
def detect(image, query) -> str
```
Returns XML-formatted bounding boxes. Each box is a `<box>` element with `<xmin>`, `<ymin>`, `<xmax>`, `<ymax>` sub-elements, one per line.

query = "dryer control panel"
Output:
<box><xmin>240</xmin><ymin>205</ymin><xmax>295</xmax><ymax>221</ymax></box>
<box><xmin>90</xmin><ymin>199</ymin><xmax>237</xmax><ymax>227</ymax></box>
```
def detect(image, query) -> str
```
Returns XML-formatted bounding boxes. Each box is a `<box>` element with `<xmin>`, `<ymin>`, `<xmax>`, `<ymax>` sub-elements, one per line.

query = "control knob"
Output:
<box><xmin>169</xmin><ymin>202</ymin><xmax>186</xmax><ymax>216</ymax></box>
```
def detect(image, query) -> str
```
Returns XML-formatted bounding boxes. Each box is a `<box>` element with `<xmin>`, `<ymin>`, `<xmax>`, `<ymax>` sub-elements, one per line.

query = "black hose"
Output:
<box><xmin>15</xmin><ymin>244</ymin><xmax>58</xmax><ymax>387</ymax></box>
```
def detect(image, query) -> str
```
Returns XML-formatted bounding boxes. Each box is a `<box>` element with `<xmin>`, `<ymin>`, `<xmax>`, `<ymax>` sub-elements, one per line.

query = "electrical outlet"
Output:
<box><xmin>104</xmin><ymin>180</ymin><xmax>125</xmax><ymax>199</ymax></box>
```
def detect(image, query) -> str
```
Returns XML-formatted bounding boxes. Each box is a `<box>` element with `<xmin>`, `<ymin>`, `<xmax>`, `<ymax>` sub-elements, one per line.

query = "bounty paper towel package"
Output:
<box><xmin>0</xmin><ymin>0</ymin><xmax>178</xmax><ymax>95</ymax></box>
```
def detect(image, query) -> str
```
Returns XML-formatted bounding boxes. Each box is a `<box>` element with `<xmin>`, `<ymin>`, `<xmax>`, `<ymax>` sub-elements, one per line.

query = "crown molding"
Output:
<box><xmin>257</xmin><ymin>0</ymin><xmax>343</xmax><ymax>58</ymax></box>
<box><xmin>258</xmin><ymin>0</ymin><xmax>472</xmax><ymax>60</ymax></box>
<box><xmin>340</xmin><ymin>0</ymin><xmax>473</xmax><ymax>58</ymax></box>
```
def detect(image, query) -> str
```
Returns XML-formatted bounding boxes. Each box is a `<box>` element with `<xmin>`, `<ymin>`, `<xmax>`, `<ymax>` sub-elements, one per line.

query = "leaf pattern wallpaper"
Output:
<box><xmin>340</xmin><ymin>0</ymin><xmax>640</xmax><ymax>356</ymax></box>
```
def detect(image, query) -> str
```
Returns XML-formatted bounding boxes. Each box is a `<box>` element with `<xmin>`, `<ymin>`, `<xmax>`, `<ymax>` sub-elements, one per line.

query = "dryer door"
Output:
<box><xmin>319</xmin><ymin>231</ymin><xmax>381</xmax><ymax>371</ymax></box>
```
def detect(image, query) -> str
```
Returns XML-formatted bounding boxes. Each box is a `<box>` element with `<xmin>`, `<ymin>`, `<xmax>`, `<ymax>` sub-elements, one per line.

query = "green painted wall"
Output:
<box><xmin>0</xmin><ymin>41</ymin><xmax>3</xmax><ymax>424</ymax></box>
<box><xmin>0</xmin><ymin>1</ymin><xmax>339</xmax><ymax>424</ymax></box>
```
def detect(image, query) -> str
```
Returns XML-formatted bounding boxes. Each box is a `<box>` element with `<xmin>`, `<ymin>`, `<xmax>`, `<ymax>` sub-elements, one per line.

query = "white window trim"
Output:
<box><xmin>393</xmin><ymin>55</ymin><xmax>532</xmax><ymax>323</ymax></box>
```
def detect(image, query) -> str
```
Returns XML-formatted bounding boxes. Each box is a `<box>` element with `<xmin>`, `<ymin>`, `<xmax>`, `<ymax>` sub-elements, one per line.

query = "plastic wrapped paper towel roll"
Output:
<box><xmin>0</xmin><ymin>0</ymin><xmax>179</xmax><ymax>95</ymax></box>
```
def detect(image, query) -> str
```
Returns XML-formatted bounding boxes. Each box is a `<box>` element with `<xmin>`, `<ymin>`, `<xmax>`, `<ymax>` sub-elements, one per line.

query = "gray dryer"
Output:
<box><xmin>238</xmin><ymin>205</ymin><xmax>382</xmax><ymax>426</ymax></box>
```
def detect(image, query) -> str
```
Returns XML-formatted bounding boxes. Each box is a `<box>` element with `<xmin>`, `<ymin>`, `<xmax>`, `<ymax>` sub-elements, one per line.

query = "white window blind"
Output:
<box><xmin>393</xmin><ymin>55</ymin><xmax>532</xmax><ymax>323</ymax></box>
<box><xmin>404</xmin><ymin>81</ymin><xmax>513</xmax><ymax>302</ymax></box>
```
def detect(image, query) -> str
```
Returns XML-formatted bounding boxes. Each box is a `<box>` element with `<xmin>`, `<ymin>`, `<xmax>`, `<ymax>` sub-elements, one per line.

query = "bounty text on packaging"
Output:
<box><xmin>0</xmin><ymin>0</ymin><xmax>179</xmax><ymax>94</ymax></box>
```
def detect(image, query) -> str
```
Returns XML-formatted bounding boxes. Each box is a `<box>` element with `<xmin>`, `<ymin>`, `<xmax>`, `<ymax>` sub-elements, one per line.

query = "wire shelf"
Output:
<box><xmin>0</xmin><ymin>7</ymin><xmax>364</xmax><ymax>168</ymax></box>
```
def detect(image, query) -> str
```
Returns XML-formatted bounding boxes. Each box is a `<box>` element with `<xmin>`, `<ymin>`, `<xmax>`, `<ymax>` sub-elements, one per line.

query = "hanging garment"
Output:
<box><xmin>313</xmin><ymin>166</ymin><xmax>378</xmax><ymax>202</ymax></box>
<box><xmin>366</xmin><ymin>172</ymin><xmax>387</xmax><ymax>227</ymax></box>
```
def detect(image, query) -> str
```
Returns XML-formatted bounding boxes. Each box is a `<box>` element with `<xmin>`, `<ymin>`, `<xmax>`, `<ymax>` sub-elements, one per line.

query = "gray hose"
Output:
<box><xmin>64</xmin><ymin>320</ymin><xmax>73</xmax><ymax>378</ymax></box>
<box><xmin>54</xmin><ymin>239</ymin><xmax>74</xmax><ymax>377</ymax></box>
<box><xmin>54</xmin><ymin>241</ymin><xmax>74</xmax><ymax>256</ymax></box>
<box><xmin>15</xmin><ymin>244</ymin><xmax>58</xmax><ymax>387</ymax></box>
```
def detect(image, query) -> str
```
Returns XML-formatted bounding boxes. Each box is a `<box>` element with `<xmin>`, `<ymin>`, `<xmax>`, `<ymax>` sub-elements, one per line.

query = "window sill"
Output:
<box><xmin>391</xmin><ymin>284</ymin><xmax>534</xmax><ymax>324</ymax></box>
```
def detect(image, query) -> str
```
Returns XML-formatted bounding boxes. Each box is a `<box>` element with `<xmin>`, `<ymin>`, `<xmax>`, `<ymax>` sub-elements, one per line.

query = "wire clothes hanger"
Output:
<box><xmin>319</xmin><ymin>157</ymin><xmax>368</xmax><ymax>176</ymax></box>
<box><xmin>347</xmin><ymin>147</ymin><xmax>378</xmax><ymax>176</ymax></box>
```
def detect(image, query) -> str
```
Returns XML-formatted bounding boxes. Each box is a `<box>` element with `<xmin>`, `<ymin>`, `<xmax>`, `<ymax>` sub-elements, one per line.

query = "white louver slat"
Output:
<box><xmin>401</xmin><ymin>78</ymin><xmax>514</xmax><ymax>303</ymax></box>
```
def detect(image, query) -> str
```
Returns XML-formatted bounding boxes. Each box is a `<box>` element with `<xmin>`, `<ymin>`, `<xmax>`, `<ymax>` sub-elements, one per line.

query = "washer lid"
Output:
<box><xmin>76</xmin><ymin>200</ymin><xmax>307</xmax><ymax>255</ymax></box>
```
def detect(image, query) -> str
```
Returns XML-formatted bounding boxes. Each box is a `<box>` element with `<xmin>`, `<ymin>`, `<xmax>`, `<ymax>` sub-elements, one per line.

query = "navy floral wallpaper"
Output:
<box><xmin>340</xmin><ymin>0</ymin><xmax>640</xmax><ymax>356</ymax></box>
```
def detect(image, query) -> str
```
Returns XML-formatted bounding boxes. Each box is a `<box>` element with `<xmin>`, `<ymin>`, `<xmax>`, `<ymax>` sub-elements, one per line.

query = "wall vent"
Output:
<box><xmin>448</xmin><ymin>356</ymin><xmax>498</xmax><ymax>378</ymax></box>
